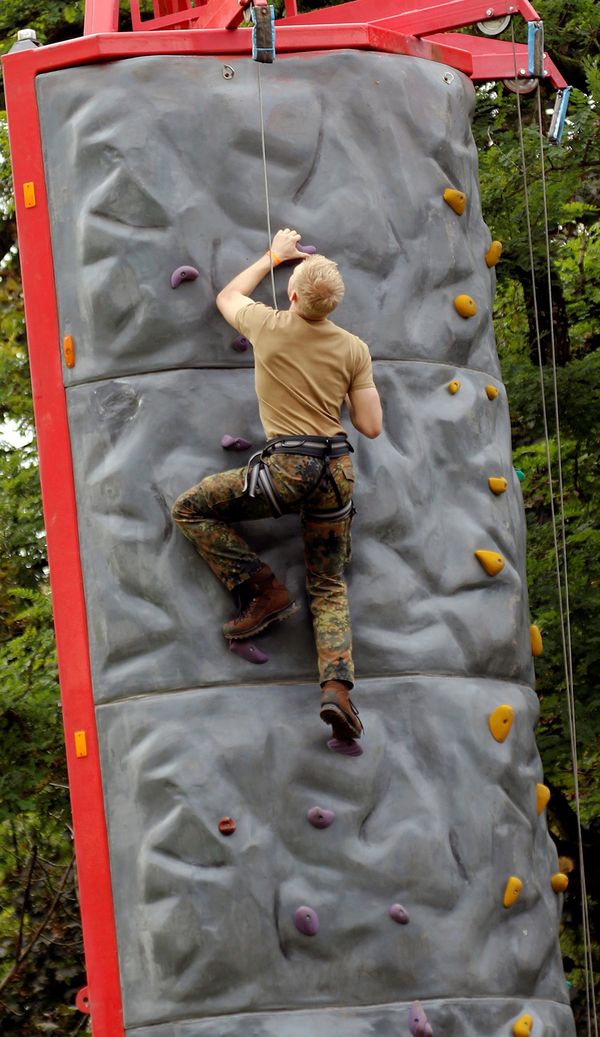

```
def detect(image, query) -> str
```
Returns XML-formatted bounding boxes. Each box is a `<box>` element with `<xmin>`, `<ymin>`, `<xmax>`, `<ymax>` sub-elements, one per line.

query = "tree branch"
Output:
<box><xmin>0</xmin><ymin>859</ymin><xmax>74</xmax><ymax>997</ymax></box>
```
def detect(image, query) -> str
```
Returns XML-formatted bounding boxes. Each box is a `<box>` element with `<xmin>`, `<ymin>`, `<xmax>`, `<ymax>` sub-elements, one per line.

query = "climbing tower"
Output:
<box><xmin>2</xmin><ymin>2</ymin><xmax>576</xmax><ymax>1035</ymax></box>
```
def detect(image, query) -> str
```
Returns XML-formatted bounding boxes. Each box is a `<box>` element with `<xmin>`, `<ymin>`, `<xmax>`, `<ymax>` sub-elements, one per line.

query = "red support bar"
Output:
<box><xmin>83</xmin><ymin>0</ymin><xmax>120</xmax><ymax>34</ymax></box>
<box><xmin>4</xmin><ymin>23</ymin><xmax>568</xmax><ymax>86</ymax></box>
<box><xmin>424</xmin><ymin>30</ymin><xmax>568</xmax><ymax>86</ymax></box>
<box><xmin>371</xmin><ymin>0</ymin><xmax>540</xmax><ymax>38</ymax></box>
<box><xmin>194</xmin><ymin>0</ymin><xmax>246</xmax><ymax>30</ymax></box>
<box><xmin>2</xmin><ymin>50</ymin><xmax>125</xmax><ymax>1037</ymax></box>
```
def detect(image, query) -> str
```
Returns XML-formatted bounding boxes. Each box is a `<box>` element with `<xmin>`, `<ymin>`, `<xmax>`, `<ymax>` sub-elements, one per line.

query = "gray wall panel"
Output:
<box><xmin>66</xmin><ymin>360</ymin><xmax>533</xmax><ymax>704</ymax></box>
<box><xmin>37</xmin><ymin>52</ymin><xmax>499</xmax><ymax>384</ymax></box>
<box><xmin>97</xmin><ymin>677</ymin><xmax>569</xmax><ymax>1030</ymax></box>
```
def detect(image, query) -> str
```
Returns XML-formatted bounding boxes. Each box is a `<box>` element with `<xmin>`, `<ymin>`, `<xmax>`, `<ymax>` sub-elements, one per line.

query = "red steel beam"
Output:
<box><xmin>424</xmin><ymin>30</ymin><xmax>568</xmax><ymax>86</ymax></box>
<box><xmin>6</xmin><ymin>23</ymin><xmax>567</xmax><ymax>86</ymax></box>
<box><xmin>278</xmin><ymin>0</ymin><xmax>538</xmax><ymax>25</ymax></box>
<box><xmin>84</xmin><ymin>0</ymin><xmax>120</xmax><ymax>34</ymax></box>
<box><xmin>372</xmin><ymin>0</ymin><xmax>540</xmax><ymax>37</ymax></box>
<box><xmin>193</xmin><ymin>0</ymin><xmax>246</xmax><ymax>30</ymax></box>
<box><xmin>2</xmin><ymin>46</ymin><xmax>125</xmax><ymax>1037</ymax></box>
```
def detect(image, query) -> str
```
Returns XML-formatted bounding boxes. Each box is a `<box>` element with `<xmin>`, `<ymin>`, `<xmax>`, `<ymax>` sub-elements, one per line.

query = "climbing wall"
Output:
<box><xmin>37</xmin><ymin>51</ymin><xmax>575</xmax><ymax>1036</ymax></box>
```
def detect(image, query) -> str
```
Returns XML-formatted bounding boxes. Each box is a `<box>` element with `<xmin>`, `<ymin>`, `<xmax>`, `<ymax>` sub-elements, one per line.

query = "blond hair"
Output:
<box><xmin>292</xmin><ymin>255</ymin><xmax>345</xmax><ymax>320</ymax></box>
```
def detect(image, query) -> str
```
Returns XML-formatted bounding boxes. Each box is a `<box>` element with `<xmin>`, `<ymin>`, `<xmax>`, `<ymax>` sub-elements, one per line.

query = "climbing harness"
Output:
<box><xmin>510</xmin><ymin>26</ymin><xmax>598</xmax><ymax>1037</ymax></box>
<box><xmin>244</xmin><ymin>436</ymin><xmax>355</xmax><ymax>522</ymax></box>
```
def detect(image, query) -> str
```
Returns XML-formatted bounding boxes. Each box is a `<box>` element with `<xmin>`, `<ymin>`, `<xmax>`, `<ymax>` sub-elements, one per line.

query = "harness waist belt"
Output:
<box><xmin>263</xmin><ymin>435</ymin><xmax>352</xmax><ymax>459</ymax></box>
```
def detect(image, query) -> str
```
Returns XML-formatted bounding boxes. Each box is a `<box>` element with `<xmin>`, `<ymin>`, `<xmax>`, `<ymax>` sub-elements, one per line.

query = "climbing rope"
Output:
<box><xmin>256</xmin><ymin>62</ymin><xmax>278</xmax><ymax>310</ymax></box>
<box><xmin>510</xmin><ymin>25</ymin><xmax>598</xmax><ymax>1036</ymax></box>
<box><xmin>534</xmin><ymin>84</ymin><xmax>599</xmax><ymax>1037</ymax></box>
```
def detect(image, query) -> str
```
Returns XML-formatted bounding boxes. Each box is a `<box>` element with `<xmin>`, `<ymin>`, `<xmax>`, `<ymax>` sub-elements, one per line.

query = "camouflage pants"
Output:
<box><xmin>171</xmin><ymin>452</ymin><xmax>355</xmax><ymax>687</ymax></box>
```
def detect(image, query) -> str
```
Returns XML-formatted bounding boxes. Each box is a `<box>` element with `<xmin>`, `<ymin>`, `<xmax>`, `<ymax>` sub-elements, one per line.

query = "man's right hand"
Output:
<box><xmin>270</xmin><ymin>228</ymin><xmax>307</xmax><ymax>263</ymax></box>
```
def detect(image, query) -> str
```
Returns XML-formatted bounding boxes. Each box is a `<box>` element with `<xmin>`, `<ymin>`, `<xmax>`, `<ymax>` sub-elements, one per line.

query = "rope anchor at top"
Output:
<box><xmin>247</xmin><ymin>0</ymin><xmax>276</xmax><ymax>63</ymax></box>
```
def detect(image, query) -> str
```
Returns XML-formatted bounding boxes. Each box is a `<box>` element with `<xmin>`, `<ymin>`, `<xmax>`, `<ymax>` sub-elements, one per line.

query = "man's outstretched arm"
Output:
<box><xmin>216</xmin><ymin>228</ymin><xmax>305</xmax><ymax>327</ymax></box>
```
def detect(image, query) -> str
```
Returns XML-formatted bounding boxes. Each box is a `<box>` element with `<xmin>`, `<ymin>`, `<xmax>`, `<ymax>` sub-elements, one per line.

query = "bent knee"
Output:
<box><xmin>171</xmin><ymin>484</ymin><xmax>211</xmax><ymax>525</ymax></box>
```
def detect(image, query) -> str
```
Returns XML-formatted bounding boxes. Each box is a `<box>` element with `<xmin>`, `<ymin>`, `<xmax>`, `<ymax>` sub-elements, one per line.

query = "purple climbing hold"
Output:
<box><xmin>298</xmin><ymin>243</ymin><xmax>317</xmax><ymax>255</ymax></box>
<box><xmin>389</xmin><ymin>903</ymin><xmax>410</xmax><ymax>925</ymax></box>
<box><xmin>170</xmin><ymin>265</ymin><xmax>200</xmax><ymax>289</ymax></box>
<box><xmin>294</xmin><ymin>906</ymin><xmax>319</xmax><ymax>936</ymax></box>
<box><xmin>409</xmin><ymin>1001</ymin><xmax>433</xmax><ymax>1037</ymax></box>
<box><xmin>327</xmin><ymin>737</ymin><xmax>363</xmax><ymax>757</ymax></box>
<box><xmin>229</xmin><ymin>641</ymin><xmax>268</xmax><ymax>665</ymax></box>
<box><xmin>221</xmin><ymin>434</ymin><xmax>252</xmax><ymax>451</ymax></box>
<box><xmin>232</xmin><ymin>335</ymin><xmax>251</xmax><ymax>352</ymax></box>
<box><xmin>307</xmin><ymin>806</ymin><xmax>335</xmax><ymax>829</ymax></box>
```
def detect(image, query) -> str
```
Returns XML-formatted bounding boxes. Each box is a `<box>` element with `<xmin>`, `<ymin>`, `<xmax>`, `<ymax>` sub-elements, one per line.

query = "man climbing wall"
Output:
<box><xmin>171</xmin><ymin>227</ymin><xmax>383</xmax><ymax>741</ymax></box>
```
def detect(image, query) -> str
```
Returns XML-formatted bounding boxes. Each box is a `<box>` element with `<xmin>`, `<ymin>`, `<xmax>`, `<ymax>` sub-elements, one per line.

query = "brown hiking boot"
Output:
<box><xmin>320</xmin><ymin>680</ymin><xmax>363</xmax><ymax>740</ymax></box>
<box><xmin>223</xmin><ymin>565</ymin><xmax>297</xmax><ymax>640</ymax></box>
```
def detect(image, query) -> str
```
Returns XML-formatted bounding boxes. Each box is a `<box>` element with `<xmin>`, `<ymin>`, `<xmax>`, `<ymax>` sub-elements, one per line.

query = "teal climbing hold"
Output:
<box><xmin>515</xmin><ymin>468</ymin><xmax>525</xmax><ymax>482</ymax></box>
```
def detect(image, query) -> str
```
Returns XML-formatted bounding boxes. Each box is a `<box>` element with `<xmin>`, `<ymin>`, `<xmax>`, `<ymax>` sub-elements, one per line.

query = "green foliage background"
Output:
<box><xmin>0</xmin><ymin>0</ymin><xmax>598</xmax><ymax>1033</ymax></box>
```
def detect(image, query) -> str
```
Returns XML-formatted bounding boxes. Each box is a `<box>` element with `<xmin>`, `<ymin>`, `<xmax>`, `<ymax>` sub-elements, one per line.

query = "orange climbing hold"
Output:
<box><xmin>503</xmin><ymin>876</ymin><xmax>523</xmax><ymax>908</ymax></box>
<box><xmin>443</xmin><ymin>187</ymin><xmax>466</xmax><ymax>215</ymax></box>
<box><xmin>489</xmin><ymin>704</ymin><xmax>514</xmax><ymax>742</ymax></box>
<box><xmin>475</xmin><ymin>549</ymin><xmax>505</xmax><ymax>576</ymax></box>
<box><xmin>551</xmin><ymin>872</ymin><xmax>569</xmax><ymax>894</ymax></box>
<box><xmin>536</xmin><ymin>783</ymin><xmax>550</xmax><ymax>814</ymax></box>
<box><xmin>454</xmin><ymin>294</ymin><xmax>477</xmax><ymax>318</ymax></box>
<box><xmin>488</xmin><ymin>477</ymin><xmax>508</xmax><ymax>495</ymax></box>
<box><xmin>512</xmin><ymin>1013</ymin><xmax>534</xmax><ymax>1036</ymax></box>
<box><xmin>530</xmin><ymin>624</ymin><xmax>543</xmax><ymax>656</ymax></box>
<box><xmin>485</xmin><ymin>240</ymin><xmax>503</xmax><ymax>267</ymax></box>
<box><xmin>485</xmin><ymin>384</ymin><xmax>499</xmax><ymax>400</ymax></box>
<box><xmin>448</xmin><ymin>379</ymin><xmax>461</xmax><ymax>394</ymax></box>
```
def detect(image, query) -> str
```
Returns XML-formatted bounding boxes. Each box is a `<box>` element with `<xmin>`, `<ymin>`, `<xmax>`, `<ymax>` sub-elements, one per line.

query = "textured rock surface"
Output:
<box><xmin>37</xmin><ymin>50</ymin><xmax>574</xmax><ymax>1035</ymax></box>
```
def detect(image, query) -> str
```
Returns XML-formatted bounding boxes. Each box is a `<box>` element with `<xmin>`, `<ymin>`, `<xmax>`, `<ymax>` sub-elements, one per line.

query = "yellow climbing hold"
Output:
<box><xmin>448</xmin><ymin>379</ymin><xmax>461</xmax><ymax>395</ymax></box>
<box><xmin>454</xmin><ymin>294</ymin><xmax>477</xmax><ymax>318</ymax></box>
<box><xmin>485</xmin><ymin>384</ymin><xmax>499</xmax><ymax>400</ymax></box>
<box><xmin>489</xmin><ymin>704</ymin><xmax>514</xmax><ymax>742</ymax></box>
<box><xmin>512</xmin><ymin>1014</ymin><xmax>534</xmax><ymax>1037</ymax></box>
<box><xmin>551</xmin><ymin>872</ymin><xmax>569</xmax><ymax>894</ymax></box>
<box><xmin>503</xmin><ymin>876</ymin><xmax>523</xmax><ymax>908</ymax></box>
<box><xmin>485</xmin><ymin>240</ymin><xmax>503</xmax><ymax>267</ymax></box>
<box><xmin>536</xmin><ymin>783</ymin><xmax>550</xmax><ymax>814</ymax></box>
<box><xmin>488</xmin><ymin>477</ymin><xmax>508</xmax><ymax>495</ymax></box>
<box><xmin>443</xmin><ymin>188</ymin><xmax>467</xmax><ymax>215</ymax></box>
<box><xmin>474</xmin><ymin>549</ymin><xmax>505</xmax><ymax>576</ymax></box>
<box><xmin>530</xmin><ymin>624</ymin><xmax>543</xmax><ymax>657</ymax></box>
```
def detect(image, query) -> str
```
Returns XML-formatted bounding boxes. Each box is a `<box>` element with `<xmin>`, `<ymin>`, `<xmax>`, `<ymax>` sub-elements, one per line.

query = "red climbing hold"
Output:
<box><xmin>294</xmin><ymin>905</ymin><xmax>320</xmax><ymax>936</ymax></box>
<box><xmin>327</xmin><ymin>737</ymin><xmax>363</xmax><ymax>757</ymax></box>
<box><xmin>218</xmin><ymin>816</ymin><xmax>236</xmax><ymax>835</ymax></box>
<box><xmin>229</xmin><ymin>641</ymin><xmax>268</xmax><ymax>664</ymax></box>
<box><xmin>221</xmin><ymin>434</ymin><xmax>252</xmax><ymax>451</ymax></box>
<box><xmin>170</xmin><ymin>265</ymin><xmax>199</xmax><ymax>289</ymax></box>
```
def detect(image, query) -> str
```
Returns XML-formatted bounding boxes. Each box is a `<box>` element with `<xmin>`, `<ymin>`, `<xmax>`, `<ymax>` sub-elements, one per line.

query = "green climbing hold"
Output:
<box><xmin>515</xmin><ymin>468</ymin><xmax>525</xmax><ymax>482</ymax></box>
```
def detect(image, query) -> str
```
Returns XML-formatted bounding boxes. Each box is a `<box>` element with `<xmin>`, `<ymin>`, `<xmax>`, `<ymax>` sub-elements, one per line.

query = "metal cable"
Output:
<box><xmin>509</xmin><ymin>25</ymin><xmax>595</xmax><ymax>1035</ymax></box>
<box><xmin>535</xmin><ymin>87</ymin><xmax>598</xmax><ymax>1037</ymax></box>
<box><xmin>257</xmin><ymin>62</ymin><xmax>278</xmax><ymax>310</ymax></box>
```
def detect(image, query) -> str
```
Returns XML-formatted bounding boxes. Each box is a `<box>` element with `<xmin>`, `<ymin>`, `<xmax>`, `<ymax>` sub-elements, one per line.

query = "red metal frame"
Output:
<box><xmin>86</xmin><ymin>0</ymin><xmax>567</xmax><ymax>88</ymax></box>
<box><xmin>1</xmin><ymin>5</ymin><xmax>567</xmax><ymax>1034</ymax></box>
<box><xmin>2</xmin><ymin>43</ymin><xmax>125</xmax><ymax>1037</ymax></box>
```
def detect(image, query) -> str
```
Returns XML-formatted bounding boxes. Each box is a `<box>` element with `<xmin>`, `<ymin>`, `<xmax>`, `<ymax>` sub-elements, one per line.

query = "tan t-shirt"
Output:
<box><xmin>234</xmin><ymin>302</ymin><xmax>375</xmax><ymax>439</ymax></box>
